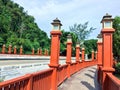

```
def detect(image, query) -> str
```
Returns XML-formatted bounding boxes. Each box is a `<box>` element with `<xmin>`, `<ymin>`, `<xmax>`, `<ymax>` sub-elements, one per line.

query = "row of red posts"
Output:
<box><xmin>0</xmin><ymin>13</ymin><xmax>119</xmax><ymax>90</ymax></box>
<box><xmin>49</xmin><ymin>18</ymin><xmax>97</xmax><ymax>90</ymax></box>
<box><xmin>0</xmin><ymin>18</ymin><xmax>97</xmax><ymax>90</ymax></box>
<box><xmin>97</xmin><ymin>13</ymin><xmax>120</xmax><ymax>90</ymax></box>
<box><xmin>1</xmin><ymin>45</ymin><xmax>49</xmax><ymax>56</ymax></box>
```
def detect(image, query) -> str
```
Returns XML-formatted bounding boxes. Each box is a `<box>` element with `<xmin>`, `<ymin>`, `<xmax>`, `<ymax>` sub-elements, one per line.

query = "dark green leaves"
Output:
<box><xmin>0</xmin><ymin>0</ymin><xmax>50</xmax><ymax>54</ymax></box>
<box><xmin>113</xmin><ymin>16</ymin><xmax>120</xmax><ymax>60</ymax></box>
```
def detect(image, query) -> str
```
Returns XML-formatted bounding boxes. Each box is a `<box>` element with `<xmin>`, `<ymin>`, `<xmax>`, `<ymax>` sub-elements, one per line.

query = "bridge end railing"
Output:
<box><xmin>104</xmin><ymin>73</ymin><xmax>120</xmax><ymax>90</ymax></box>
<box><xmin>97</xmin><ymin>13</ymin><xmax>120</xmax><ymax>90</ymax></box>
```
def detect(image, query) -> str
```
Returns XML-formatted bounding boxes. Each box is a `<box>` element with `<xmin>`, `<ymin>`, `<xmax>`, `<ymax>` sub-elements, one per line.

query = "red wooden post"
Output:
<box><xmin>97</xmin><ymin>33</ymin><xmax>103</xmax><ymax>66</ymax></box>
<box><xmin>82</xmin><ymin>48</ymin><xmax>85</xmax><ymax>68</ymax></box>
<box><xmin>8</xmin><ymin>44</ymin><xmax>12</xmax><ymax>54</ymax></box>
<box><xmin>20</xmin><ymin>45</ymin><xmax>23</xmax><ymax>55</ymax></box>
<box><xmin>32</xmin><ymin>48</ymin><xmax>34</xmax><ymax>55</ymax></box>
<box><xmin>14</xmin><ymin>46</ymin><xmax>17</xmax><ymax>54</ymax></box>
<box><xmin>44</xmin><ymin>49</ymin><xmax>47</xmax><ymax>56</ymax></box>
<box><xmin>37</xmin><ymin>48</ymin><xmax>39</xmax><ymax>55</ymax></box>
<box><xmin>39</xmin><ymin>49</ymin><xmax>42</xmax><ymax>55</ymax></box>
<box><xmin>101</xmin><ymin>13</ymin><xmax>115</xmax><ymax>90</ymax></box>
<box><xmin>2</xmin><ymin>44</ymin><xmax>5</xmax><ymax>54</ymax></box>
<box><xmin>82</xmin><ymin>48</ymin><xmax>85</xmax><ymax>61</ymax></box>
<box><xmin>95</xmin><ymin>51</ymin><xmax>97</xmax><ymax>60</ymax></box>
<box><xmin>92</xmin><ymin>50</ymin><xmax>94</xmax><ymax>61</ymax></box>
<box><xmin>97</xmin><ymin>33</ymin><xmax>103</xmax><ymax>83</ymax></box>
<box><xmin>45</xmin><ymin>49</ymin><xmax>47</xmax><ymax>56</ymax></box>
<box><xmin>47</xmin><ymin>50</ymin><xmax>48</xmax><ymax>56</ymax></box>
<box><xmin>66</xmin><ymin>34</ymin><xmax>72</xmax><ymax>78</ymax></box>
<box><xmin>76</xmin><ymin>41</ymin><xmax>80</xmax><ymax>71</ymax></box>
<box><xmin>46</xmin><ymin>50</ymin><xmax>48</xmax><ymax>56</ymax></box>
<box><xmin>48</xmin><ymin>18</ymin><xmax>62</xmax><ymax>90</ymax></box>
<box><xmin>26</xmin><ymin>74</ymin><xmax>33</xmax><ymax>90</ymax></box>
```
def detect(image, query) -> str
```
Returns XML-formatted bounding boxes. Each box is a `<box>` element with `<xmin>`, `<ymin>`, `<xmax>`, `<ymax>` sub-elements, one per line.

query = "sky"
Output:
<box><xmin>12</xmin><ymin>0</ymin><xmax>120</xmax><ymax>39</ymax></box>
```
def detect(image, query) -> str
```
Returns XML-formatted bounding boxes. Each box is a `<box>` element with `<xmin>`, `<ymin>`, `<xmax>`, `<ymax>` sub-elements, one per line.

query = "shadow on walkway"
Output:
<box><xmin>81</xmin><ymin>67</ymin><xmax>101</xmax><ymax>90</ymax></box>
<box><xmin>58</xmin><ymin>66</ymin><xmax>101</xmax><ymax>90</ymax></box>
<box><xmin>81</xmin><ymin>81</ymin><xmax>95</xmax><ymax>90</ymax></box>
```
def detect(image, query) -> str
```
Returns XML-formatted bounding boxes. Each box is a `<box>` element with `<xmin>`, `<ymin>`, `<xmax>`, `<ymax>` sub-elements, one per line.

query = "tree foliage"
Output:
<box><xmin>84</xmin><ymin>39</ymin><xmax>97</xmax><ymax>58</ymax></box>
<box><xmin>69</xmin><ymin>22</ymin><xmax>96</xmax><ymax>45</ymax></box>
<box><xmin>60</xmin><ymin>30</ymin><xmax>78</xmax><ymax>56</ymax></box>
<box><xmin>113</xmin><ymin>16</ymin><xmax>120</xmax><ymax>60</ymax></box>
<box><xmin>0</xmin><ymin>0</ymin><xmax>50</xmax><ymax>54</ymax></box>
<box><xmin>114</xmin><ymin>62</ymin><xmax>120</xmax><ymax>79</ymax></box>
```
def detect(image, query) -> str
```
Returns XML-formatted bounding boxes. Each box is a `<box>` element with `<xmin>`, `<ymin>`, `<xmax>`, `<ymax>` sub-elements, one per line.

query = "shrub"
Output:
<box><xmin>114</xmin><ymin>62</ymin><xmax>120</xmax><ymax>74</ymax></box>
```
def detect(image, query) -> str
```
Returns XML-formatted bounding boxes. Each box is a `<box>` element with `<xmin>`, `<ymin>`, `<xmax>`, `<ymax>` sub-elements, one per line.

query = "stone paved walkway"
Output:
<box><xmin>58</xmin><ymin>65</ymin><xmax>101</xmax><ymax>90</ymax></box>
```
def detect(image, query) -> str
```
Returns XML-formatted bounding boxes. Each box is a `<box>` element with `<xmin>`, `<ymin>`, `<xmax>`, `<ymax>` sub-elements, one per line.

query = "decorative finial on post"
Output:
<box><xmin>67</xmin><ymin>34</ymin><xmax>72</xmax><ymax>43</ymax></box>
<box><xmin>51</xmin><ymin>18</ymin><xmax>62</xmax><ymax>31</ymax></box>
<box><xmin>101</xmin><ymin>13</ymin><xmax>114</xmax><ymax>29</ymax></box>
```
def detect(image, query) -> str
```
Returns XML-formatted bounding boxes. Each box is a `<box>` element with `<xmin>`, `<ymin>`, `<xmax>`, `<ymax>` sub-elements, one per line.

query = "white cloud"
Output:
<box><xmin>12</xmin><ymin>0</ymin><xmax>120</xmax><ymax>38</ymax></box>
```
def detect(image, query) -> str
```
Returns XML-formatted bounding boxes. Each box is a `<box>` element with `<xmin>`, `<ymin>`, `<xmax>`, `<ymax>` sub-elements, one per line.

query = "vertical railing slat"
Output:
<box><xmin>36</xmin><ymin>75</ymin><xmax>39</xmax><ymax>90</ymax></box>
<box><xmin>20</xmin><ymin>81</ymin><xmax>24</xmax><ymax>90</ymax></box>
<box><xmin>23</xmin><ymin>81</ymin><xmax>27</xmax><ymax>90</ymax></box>
<box><xmin>15</xmin><ymin>83</ymin><xmax>20</xmax><ymax>90</ymax></box>
<box><xmin>10</xmin><ymin>84</ymin><xmax>15</xmax><ymax>90</ymax></box>
<box><xmin>4</xmin><ymin>86</ymin><xmax>9</xmax><ymax>90</ymax></box>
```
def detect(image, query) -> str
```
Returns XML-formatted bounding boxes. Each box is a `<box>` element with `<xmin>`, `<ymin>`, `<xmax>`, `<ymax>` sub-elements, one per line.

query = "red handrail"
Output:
<box><xmin>0</xmin><ymin>74</ymin><xmax>31</xmax><ymax>90</ymax></box>
<box><xmin>0</xmin><ymin>68</ymin><xmax>53</xmax><ymax>90</ymax></box>
<box><xmin>57</xmin><ymin>64</ymin><xmax>68</xmax><ymax>86</ymax></box>
<box><xmin>0</xmin><ymin>60</ymin><xmax>97</xmax><ymax>90</ymax></box>
<box><xmin>105</xmin><ymin>73</ymin><xmax>120</xmax><ymax>90</ymax></box>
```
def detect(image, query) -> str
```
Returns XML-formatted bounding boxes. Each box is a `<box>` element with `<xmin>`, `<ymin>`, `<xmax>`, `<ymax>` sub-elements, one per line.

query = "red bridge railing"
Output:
<box><xmin>0</xmin><ymin>68</ymin><xmax>53</xmax><ymax>90</ymax></box>
<box><xmin>57</xmin><ymin>64</ymin><xmax>68</xmax><ymax>86</ymax></box>
<box><xmin>0</xmin><ymin>60</ymin><xmax>97</xmax><ymax>90</ymax></box>
<box><xmin>2</xmin><ymin>14</ymin><xmax>120</xmax><ymax>90</ymax></box>
<box><xmin>105</xmin><ymin>73</ymin><xmax>120</xmax><ymax>90</ymax></box>
<box><xmin>0</xmin><ymin>18</ymin><xmax>98</xmax><ymax>90</ymax></box>
<box><xmin>97</xmin><ymin>13</ymin><xmax>120</xmax><ymax>90</ymax></box>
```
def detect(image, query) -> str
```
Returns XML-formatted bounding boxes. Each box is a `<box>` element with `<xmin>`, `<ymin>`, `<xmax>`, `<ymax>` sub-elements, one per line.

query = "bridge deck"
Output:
<box><xmin>58</xmin><ymin>65</ymin><xmax>101</xmax><ymax>90</ymax></box>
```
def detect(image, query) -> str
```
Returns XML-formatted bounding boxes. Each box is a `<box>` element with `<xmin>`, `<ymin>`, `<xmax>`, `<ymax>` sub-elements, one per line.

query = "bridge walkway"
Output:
<box><xmin>58</xmin><ymin>65</ymin><xmax>101</xmax><ymax>90</ymax></box>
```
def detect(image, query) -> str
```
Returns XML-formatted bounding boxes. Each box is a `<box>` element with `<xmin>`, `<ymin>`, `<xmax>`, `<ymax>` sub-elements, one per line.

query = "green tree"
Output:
<box><xmin>84</xmin><ymin>39</ymin><xmax>97</xmax><ymax>58</ymax></box>
<box><xmin>69</xmin><ymin>22</ymin><xmax>96</xmax><ymax>46</ymax></box>
<box><xmin>60</xmin><ymin>30</ymin><xmax>78</xmax><ymax>56</ymax></box>
<box><xmin>0</xmin><ymin>0</ymin><xmax>50</xmax><ymax>54</ymax></box>
<box><xmin>113</xmin><ymin>16</ymin><xmax>120</xmax><ymax>60</ymax></box>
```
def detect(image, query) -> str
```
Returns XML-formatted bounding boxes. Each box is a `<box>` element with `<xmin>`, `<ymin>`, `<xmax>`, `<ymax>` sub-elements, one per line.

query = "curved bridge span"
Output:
<box><xmin>58</xmin><ymin>65</ymin><xmax>101</xmax><ymax>90</ymax></box>
<box><xmin>0</xmin><ymin>57</ymin><xmax>97</xmax><ymax>90</ymax></box>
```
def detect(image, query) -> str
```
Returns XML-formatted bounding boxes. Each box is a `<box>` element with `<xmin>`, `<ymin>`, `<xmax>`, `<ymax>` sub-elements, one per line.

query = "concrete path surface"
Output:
<box><xmin>0</xmin><ymin>54</ymin><xmax>76</xmax><ymax>66</ymax></box>
<box><xmin>58</xmin><ymin>65</ymin><xmax>101</xmax><ymax>90</ymax></box>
